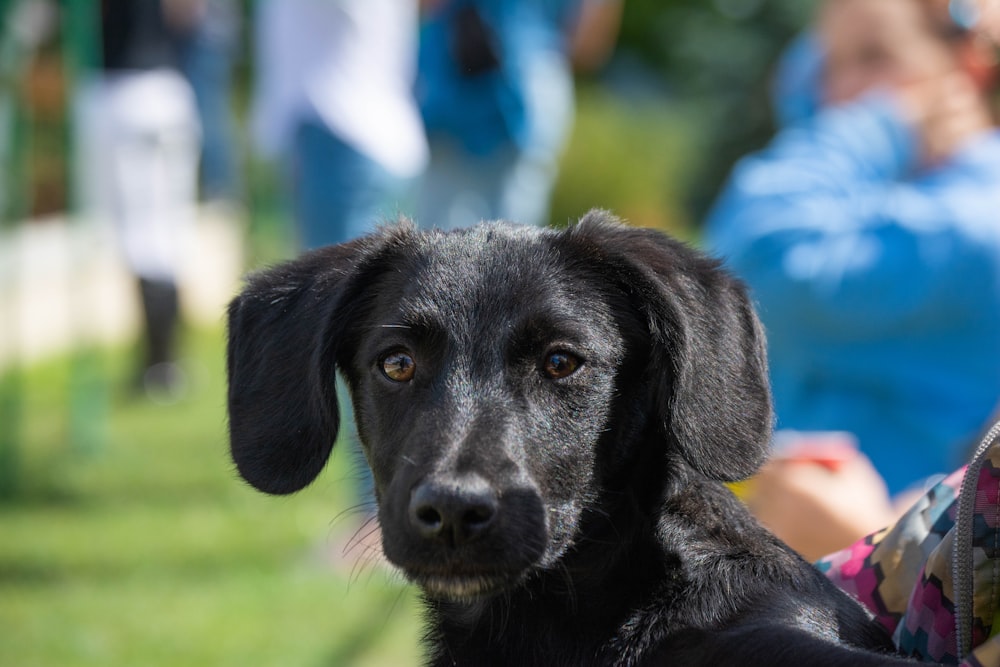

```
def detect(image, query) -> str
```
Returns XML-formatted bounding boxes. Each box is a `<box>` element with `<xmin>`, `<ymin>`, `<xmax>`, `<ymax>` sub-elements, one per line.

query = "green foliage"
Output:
<box><xmin>614</xmin><ymin>0</ymin><xmax>822</xmax><ymax>220</ymax></box>
<box><xmin>0</xmin><ymin>328</ymin><xmax>422</xmax><ymax>667</ymax></box>
<box><xmin>550</xmin><ymin>86</ymin><xmax>695</xmax><ymax>239</ymax></box>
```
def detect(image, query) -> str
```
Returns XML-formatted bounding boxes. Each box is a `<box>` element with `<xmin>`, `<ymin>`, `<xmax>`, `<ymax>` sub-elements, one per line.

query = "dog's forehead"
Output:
<box><xmin>399</xmin><ymin>226</ymin><xmax>584</xmax><ymax>316</ymax></box>
<box><xmin>367</xmin><ymin>225</ymin><xmax>616</xmax><ymax>345</ymax></box>
<box><xmin>431</xmin><ymin>226</ymin><xmax>545</xmax><ymax>279</ymax></box>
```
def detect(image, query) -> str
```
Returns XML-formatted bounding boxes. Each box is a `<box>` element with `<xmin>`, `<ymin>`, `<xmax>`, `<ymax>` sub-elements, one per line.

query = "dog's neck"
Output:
<box><xmin>424</xmin><ymin>539</ymin><xmax>672</xmax><ymax>665</ymax></box>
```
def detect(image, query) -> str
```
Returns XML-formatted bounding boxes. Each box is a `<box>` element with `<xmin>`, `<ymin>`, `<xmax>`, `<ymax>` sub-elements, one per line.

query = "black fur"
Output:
<box><xmin>227</xmin><ymin>211</ymin><xmax>912</xmax><ymax>666</ymax></box>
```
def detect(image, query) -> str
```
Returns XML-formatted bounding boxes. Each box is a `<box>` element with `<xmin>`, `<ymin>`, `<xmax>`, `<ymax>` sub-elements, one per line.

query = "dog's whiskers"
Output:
<box><xmin>484</xmin><ymin>588</ymin><xmax>514</xmax><ymax>642</ymax></box>
<box><xmin>343</xmin><ymin>515</ymin><xmax>382</xmax><ymax>556</ymax></box>
<box><xmin>329</xmin><ymin>500</ymin><xmax>379</xmax><ymax>528</ymax></box>
<box><xmin>381</xmin><ymin>583</ymin><xmax>413</xmax><ymax>631</ymax></box>
<box><xmin>555</xmin><ymin>561</ymin><xmax>579</xmax><ymax>614</ymax></box>
<box><xmin>342</xmin><ymin>519</ymin><xmax>393</xmax><ymax>590</ymax></box>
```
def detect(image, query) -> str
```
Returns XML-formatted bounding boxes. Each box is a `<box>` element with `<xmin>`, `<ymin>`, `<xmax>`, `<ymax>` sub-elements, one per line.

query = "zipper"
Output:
<box><xmin>954</xmin><ymin>419</ymin><xmax>1000</xmax><ymax>660</ymax></box>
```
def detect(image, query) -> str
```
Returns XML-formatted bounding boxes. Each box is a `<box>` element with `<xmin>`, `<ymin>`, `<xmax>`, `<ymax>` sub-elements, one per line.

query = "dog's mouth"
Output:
<box><xmin>406</xmin><ymin>569</ymin><xmax>523</xmax><ymax>601</ymax></box>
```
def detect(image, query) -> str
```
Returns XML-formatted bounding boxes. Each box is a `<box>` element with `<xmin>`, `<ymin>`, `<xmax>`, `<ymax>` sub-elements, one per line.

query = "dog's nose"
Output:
<box><xmin>408</xmin><ymin>475</ymin><xmax>499</xmax><ymax>547</ymax></box>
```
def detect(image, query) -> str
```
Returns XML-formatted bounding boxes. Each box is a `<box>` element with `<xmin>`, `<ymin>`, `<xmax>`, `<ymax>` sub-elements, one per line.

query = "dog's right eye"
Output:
<box><xmin>381</xmin><ymin>352</ymin><xmax>416</xmax><ymax>382</ymax></box>
<box><xmin>543</xmin><ymin>351</ymin><xmax>581</xmax><ymax>380</ymax></box>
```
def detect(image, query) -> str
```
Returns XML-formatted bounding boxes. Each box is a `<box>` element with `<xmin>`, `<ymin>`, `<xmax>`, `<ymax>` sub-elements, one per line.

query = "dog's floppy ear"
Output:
<box><xmin>570</xmin><ymin>210</ymin><xmax>772</xmax><ymax>482</ymax></box>
<box><xmin>226</xmin><ymin>227</ymin><xmax>405</xmax><ymax>495</ymax></box>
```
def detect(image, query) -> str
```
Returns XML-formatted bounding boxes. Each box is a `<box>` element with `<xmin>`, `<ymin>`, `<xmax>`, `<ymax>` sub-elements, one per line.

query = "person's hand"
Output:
<box><xmin>745</xmin><ymin>450</ymin><xmax>895</xmax><ymax>562</ymax></box>
<box><xmin>162</xmin><ymin>0</ymin><xmax>205</xmax><ymax>30</ymax></box>
<box><xmin>892</xmin><ymin>0</ymin><xmax>997</xmax><ymax>166</ymax></box>
<box><xmin>894</xmin><ymin>71</ymin><xmax>993</xmax><ymax>166</ymax></box>
<box><xmin>970</xmin><ymin>0</ymin><xmax>1000</xmax><ymax>43</ymax></box>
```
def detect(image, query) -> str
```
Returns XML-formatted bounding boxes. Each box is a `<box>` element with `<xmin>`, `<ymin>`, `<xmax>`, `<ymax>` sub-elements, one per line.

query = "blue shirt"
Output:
<box><xmin>416</xmin><ymin>0</ymin><xmax>579</xmax><ymax>156</ymax></box>
<box><xmin>705</xmin><ymin>94</ymin><xmax>1000</xmax><ymax>494</ymax></box>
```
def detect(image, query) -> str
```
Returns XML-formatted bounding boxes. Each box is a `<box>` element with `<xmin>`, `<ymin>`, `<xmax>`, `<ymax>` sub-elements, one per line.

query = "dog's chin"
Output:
<box><xmin>408</xmin><ymin>570</ymin><xmax>523</xmax><ymax>602</ymax></box>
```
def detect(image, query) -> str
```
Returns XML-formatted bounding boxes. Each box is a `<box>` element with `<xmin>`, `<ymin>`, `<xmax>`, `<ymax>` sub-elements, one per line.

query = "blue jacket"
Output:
<box><xmin>705</xmin><ymin>87</ymin><xmax>1000</xmax><ymax>494</ymax></box>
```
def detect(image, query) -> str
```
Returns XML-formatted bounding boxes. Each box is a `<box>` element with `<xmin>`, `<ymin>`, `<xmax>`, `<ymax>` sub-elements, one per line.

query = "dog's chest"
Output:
<box><xmin>428</xmin><ymin>569</ymin><xmax>687</xmax><ymax>667</ymax></box>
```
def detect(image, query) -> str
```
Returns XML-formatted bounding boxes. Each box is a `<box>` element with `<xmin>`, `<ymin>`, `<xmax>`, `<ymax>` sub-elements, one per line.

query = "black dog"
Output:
<box><xmin>227</xmin><ymin>211</ymin><xmax>913</xmax><ymax>666</ymax></box>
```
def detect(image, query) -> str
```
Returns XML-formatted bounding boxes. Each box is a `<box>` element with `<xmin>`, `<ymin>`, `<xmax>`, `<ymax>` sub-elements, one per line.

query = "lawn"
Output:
<box><xmin>0</xmin><ymin>328</ymin><xmax>423</xmax><ymax>667</ymax></box>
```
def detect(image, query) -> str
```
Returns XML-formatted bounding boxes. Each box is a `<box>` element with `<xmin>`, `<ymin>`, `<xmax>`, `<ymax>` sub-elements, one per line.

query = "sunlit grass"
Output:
<box><xmin>0</xmin><ymin>327</ymin><xmax>422</xmax><ymax>667</ymax></box>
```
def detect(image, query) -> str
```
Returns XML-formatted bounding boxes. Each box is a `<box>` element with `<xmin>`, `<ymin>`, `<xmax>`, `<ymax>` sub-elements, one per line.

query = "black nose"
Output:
<box><xmin>409</xmin><ymin>475</ymin><xmax>499</xmax><ymax>547</ymax></box>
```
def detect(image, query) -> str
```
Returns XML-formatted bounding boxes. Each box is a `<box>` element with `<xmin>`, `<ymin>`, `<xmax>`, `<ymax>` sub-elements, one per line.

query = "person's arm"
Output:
<box><xmin>770</xmin><ymin>32</ymin><xmax>824</xmax><ymax>128</ymax></box>
<box><xmin>569</xmin><ymin>0</ymin><xmax>623</xmax><ymax>73</ymax></box>
<box><xmin>705</xmin><ymin>93</ymin><xmax>1000</xmax><ymax>340</ymax></box>
<box><xmin>162</xmin><ymin>0</ymin><xmax>205</xmax><ymax>32</ymax></box>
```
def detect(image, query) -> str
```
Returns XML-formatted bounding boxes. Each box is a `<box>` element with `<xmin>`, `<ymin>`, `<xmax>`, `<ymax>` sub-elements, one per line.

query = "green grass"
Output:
<box><xmin>0</xmin><ymin>328</ymin><xmax>423</xmax><ymax>667</ymax></box>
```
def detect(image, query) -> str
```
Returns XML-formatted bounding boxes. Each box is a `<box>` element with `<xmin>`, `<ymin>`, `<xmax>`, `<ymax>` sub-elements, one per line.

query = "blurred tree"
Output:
<box><xmin>612</xmin><ymin>0</ymin><xmax>821</xmax><ymax>223</ymax></box>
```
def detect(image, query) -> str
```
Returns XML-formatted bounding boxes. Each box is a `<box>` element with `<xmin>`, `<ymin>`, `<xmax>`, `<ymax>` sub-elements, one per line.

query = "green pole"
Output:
<box><xmin>0</xmin><ymin>0</ymin><xmax>32</xmax><ymax>499</ymax></box>
<box><xmin>0</xmin><ymin>96</ymin><xmax>26</xmax><ymax>496</ymax></box>
<box><xmin>62</xmin><ymin>0</ymin><xmax>107</xmax><ymax>457</ymax></box>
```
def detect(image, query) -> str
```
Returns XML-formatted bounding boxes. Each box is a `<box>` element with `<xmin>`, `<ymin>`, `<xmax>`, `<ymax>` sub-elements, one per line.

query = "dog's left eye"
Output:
<box><xmin>381</xmin><ymin>352</ymin><xmax>416</xmax><ymax>382</ymax></box>
<box><xmin>543</xmin><ymin>352</ymin><xmax>581</xmax><ymax>380</ymax></box>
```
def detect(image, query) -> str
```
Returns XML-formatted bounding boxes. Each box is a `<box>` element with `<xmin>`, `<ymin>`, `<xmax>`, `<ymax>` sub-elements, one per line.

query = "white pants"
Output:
<box><xmin>77</xmin><ymin>69</ymin><xmax>201</xmax><ymax>283</ymax></box>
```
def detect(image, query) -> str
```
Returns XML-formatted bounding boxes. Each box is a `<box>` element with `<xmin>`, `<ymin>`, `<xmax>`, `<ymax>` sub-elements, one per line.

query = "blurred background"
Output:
<box><xmin>0</xmin><ymin>0</ymin><xmax>816</xmax><ymax>665</ymax></box>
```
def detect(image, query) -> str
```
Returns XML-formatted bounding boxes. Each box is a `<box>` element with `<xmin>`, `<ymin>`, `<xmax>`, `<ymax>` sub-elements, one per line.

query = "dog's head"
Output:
<box><xmin>227</xmin><ymin>211</ymin><xmax>771</xmax><ymax>600</ymax></box>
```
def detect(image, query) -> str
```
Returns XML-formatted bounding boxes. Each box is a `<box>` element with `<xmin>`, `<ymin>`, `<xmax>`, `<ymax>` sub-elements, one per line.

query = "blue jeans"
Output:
<box><xmin>180</xmin><ymin>16</ymin><xmax>241</xmax><ymax>201</ymax></box>
<box><xmin>291</xmin><ymin>118</ymin><xmax>414</xmax><ymax>249</ymax></box>
<box><xmin>419</xmin><ymin>138</ymin><xmax>561</xmax><ymax>230</ymax></box>
<box><xmin>289</xmin><ymin>118</ymin><xmax>417</xmax><ymax>515</ymax></box>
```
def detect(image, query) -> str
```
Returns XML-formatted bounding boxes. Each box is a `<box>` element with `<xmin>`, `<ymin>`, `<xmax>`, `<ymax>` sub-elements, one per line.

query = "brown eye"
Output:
<box><xmin>381</xmin><ymin>352</ymin><xmax>416</xmax><ymax>382</ymax></box>
<box><xmin>543</xmin><ymin>352</ymin><xmax>581</xmax><ymax>380</ymax></box>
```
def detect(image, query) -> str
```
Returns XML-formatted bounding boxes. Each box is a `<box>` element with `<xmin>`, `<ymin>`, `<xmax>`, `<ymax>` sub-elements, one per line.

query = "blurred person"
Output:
<box><xmin>706</xmin><ymin>0</ymin><xmax>1000</xmax><ymax>556</ymax></box>
<box><xmin>77</xmin><ymin>0</ymin><xmax>202</xmax><ymax>399</ymax></box>
<box><xmin>416</xmin><ymin>0</ymin><xmax>622</xmax><ymax>230</ymax></box>
<box><xmin>177</xmin><ymin>0</ymin><xmax>243</xmax><ymax>203</ymax></box>
<box><xmin>250</xmin><ymin>0</ymin><xmax>428</xmax><ymax>250</ymax></box>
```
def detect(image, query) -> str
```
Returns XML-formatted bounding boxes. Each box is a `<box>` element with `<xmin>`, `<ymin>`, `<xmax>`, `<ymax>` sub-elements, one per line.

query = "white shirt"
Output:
<box><xmin>251</xmin><ymin>0</ymin><xmax>428</xmax><ymax>178</ymax></box>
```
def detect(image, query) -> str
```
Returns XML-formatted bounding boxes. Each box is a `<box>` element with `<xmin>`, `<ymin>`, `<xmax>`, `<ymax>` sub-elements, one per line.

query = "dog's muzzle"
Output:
<box><xmin>380</xmin><ymin>474</ymin><xmax>549</xmax><ymax>601</ymax></box>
